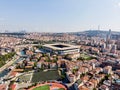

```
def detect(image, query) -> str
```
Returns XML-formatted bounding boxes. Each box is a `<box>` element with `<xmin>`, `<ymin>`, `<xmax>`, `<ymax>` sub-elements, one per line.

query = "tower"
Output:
<box><xmin>106</xmin><ymin>29</ymin><xmax>112</xmax><ymax>45</ymax></box>
<box><xmin>107</xmin><ymin>29</ymin><xmax>111</xmax><ymax>40</ymax></box>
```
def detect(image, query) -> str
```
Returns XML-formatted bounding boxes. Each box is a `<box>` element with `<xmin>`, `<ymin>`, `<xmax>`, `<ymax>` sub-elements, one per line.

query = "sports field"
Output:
<box><xmin>33</xmin><ymin>85</ymin><xmax>50</xmax><ymax>90</ymax></box>
<box><xmin>31</xmin><ymin>70</ymin><xmax>60</xmax><ymax>83</ymax></box>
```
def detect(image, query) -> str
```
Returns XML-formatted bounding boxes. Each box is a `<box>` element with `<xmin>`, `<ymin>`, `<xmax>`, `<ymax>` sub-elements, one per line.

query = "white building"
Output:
<box><xmin>43</xmin><ymin>43</ymin><xmax>80</xmax><ymax>55</ymax></box>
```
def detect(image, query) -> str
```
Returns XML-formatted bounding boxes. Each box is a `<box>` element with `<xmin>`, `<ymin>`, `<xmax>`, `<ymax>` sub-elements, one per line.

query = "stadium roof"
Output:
<box><xmin>43</xmin><ymin>43</ymin><xmax>79</xmax><ymax>50</ymax></box>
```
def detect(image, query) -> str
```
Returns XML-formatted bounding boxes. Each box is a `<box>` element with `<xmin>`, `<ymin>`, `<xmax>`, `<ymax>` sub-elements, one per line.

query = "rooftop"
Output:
<box><xmin>43</xmin><ymin>43</ymin><xmax>79</xmax><ymax>50</ymax></box>
<box><xmin>0</xmin><ymin>84</ymin><xmax>7</xmax><ymax>90</ymax></box>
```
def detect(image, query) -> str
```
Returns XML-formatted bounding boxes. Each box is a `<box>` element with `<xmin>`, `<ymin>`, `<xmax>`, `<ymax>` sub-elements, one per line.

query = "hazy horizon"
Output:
<box><xmin>0</xmin><ymin>0</ymin><xmax>120</xmax><ymax>32</ymax></box>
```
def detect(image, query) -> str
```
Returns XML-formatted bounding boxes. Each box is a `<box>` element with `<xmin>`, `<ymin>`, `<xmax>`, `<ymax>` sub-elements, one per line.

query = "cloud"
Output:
<box><xmin>114</xmin><ymin>2</ymin><xmax>120</xmax><ymax>8</ymax></box>
<box><xmin>118</xmin><ymin>2</ymin><xmax>120</xmax><ymax>7</ymax></box>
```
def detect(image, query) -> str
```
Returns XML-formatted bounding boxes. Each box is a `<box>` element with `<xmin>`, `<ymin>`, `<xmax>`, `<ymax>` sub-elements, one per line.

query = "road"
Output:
<box><xmin>0</xmin><ymin>55</ymin><xmax>19</xmax><ymax>72</ymax></box>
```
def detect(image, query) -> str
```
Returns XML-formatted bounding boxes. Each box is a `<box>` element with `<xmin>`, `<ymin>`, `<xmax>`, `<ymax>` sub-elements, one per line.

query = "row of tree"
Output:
<box><xmin>0</xmin><ymin>52</ymin><xmax>16</xmax><ymax>67</ymax></box>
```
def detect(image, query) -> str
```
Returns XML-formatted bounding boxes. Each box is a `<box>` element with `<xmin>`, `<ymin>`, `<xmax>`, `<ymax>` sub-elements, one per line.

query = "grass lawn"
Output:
<box><xmin>33</xmin><ymin>85</ymin><xmax>50</xmax><ymax>90</ymax></box>
<box><xmin>31</xmin><ymin>70</ymin><xmax>60</xmax><ymax>83</ymax></box>
<box><xmin>80</xmin><ymin>54</ymin><xmax>93</xmax><ymax>60</ymax></box>
<box><xmin>58</xmin><ymin>88</ymin><xmax>65</xmax><ymax>90</ymax></box>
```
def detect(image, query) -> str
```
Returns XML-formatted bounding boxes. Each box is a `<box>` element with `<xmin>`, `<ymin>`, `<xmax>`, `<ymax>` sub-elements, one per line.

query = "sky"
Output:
<box><xmin>0</xmin><ymin>0</ymin><xmax>120</xmax><ymax>32</ymax></box>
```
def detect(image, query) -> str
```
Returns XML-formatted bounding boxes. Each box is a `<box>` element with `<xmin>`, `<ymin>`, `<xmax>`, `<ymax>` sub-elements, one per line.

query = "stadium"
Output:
<box><xmin>43</xmin><ymin>43</ymin><xmax>80</xmax><ymax>55</ymax></box>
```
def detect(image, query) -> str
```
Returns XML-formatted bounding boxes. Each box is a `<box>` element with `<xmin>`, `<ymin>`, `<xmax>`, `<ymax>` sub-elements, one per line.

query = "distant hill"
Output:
<box><xmin>73</xmin><ymin>30</ymin><xmax>120</xmax><ymax>37</ymax></box>
<box><xmin>84</xmin><ymin>30</ymin><xmax>107</xmax><ymax>37</ymax></box>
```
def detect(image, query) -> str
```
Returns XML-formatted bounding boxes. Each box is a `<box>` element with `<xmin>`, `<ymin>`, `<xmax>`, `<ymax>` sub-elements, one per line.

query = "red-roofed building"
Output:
<box><xmin>0</xmin><ymin>84</ymin><xmax>8</xmax><ymax>90</ymax></box>
<box><xmin>10</xmin><ymin>84</ymin><xmax>16</xmax><ymax>90</ymax></box>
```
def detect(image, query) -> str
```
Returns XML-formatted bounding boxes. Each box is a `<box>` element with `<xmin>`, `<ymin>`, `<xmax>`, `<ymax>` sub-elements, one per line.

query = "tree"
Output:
<box><xmin>0</xmin><ymin>52</ymin><xmax>16</xmax><ymax>67</ymax></box>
